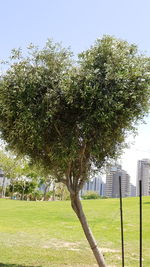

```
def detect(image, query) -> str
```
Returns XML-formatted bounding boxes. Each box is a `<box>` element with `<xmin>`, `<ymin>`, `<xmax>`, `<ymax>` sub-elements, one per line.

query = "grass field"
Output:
<box><xmin>0</xmin><ymin>197</ymin><xmax>149</xmax><ymax>267</ymax></box>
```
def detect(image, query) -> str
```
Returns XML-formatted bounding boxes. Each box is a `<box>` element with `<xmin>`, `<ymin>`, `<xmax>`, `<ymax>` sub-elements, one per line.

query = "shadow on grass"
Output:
<box><xmin>0</xmin><ymin>264</ymin><xmax>41</xmax><ymax>267</ymax></box>
<box><xmin>143</xmin><ymin>201</ymin><xmax>150</xmax><ymax>204</ymax></box>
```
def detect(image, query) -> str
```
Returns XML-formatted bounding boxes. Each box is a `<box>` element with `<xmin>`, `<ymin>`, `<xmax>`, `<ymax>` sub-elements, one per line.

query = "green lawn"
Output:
<box><xmin>0</xmin><ymin>197</ymin><xmax>149</xmax><ymax>267</ymax></box>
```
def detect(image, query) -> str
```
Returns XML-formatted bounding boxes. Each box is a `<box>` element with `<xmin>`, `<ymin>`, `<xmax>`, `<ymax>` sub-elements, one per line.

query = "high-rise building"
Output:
<box><xmin>130</xmin><ymin>184</ymin><xmax>136</xmax><ymax>197</ymax></box>
<box><xmin>106</xmin><ymin>164</ymin><xmax>130</xmax><ymax>198</ymax></box>
<box><xmin>81</xmin><ymin>175</ymin><xmax>105</xmax><ymax>197</ymax></box>
<box><xmin>136</xmin><ymin>159</ymin><xmax>150</xmax><ymax>196</ymax></box>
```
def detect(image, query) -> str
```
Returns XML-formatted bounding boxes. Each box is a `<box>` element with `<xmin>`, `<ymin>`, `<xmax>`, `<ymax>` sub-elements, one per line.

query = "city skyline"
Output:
<box><xmin>120</xmin><ymin>115</ymin><xmax>150</xmax><ymax>185</ymax></box>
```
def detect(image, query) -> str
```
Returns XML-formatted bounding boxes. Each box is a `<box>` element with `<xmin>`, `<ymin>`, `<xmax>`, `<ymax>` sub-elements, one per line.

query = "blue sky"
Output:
<box><xmin>1</xmin><ymin>0</ymin><xmax>150</xmax><ymax>184</ymax></box>
<box><xmin>1</xmin><ymin>0</ymin><xmax>150</xmax><ymax>58</ymax></box>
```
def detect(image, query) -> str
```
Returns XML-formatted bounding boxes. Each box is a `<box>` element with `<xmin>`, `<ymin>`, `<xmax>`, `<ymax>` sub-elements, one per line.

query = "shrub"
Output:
<box><xmin>28</xmin><ymin>190</ymin><xmax>43</xmax><ymax>201</ymax></box>
<box><xmin>82</xmin><ymin>191</ymin><xmax>100</xmax><ymax>200</ymax></box>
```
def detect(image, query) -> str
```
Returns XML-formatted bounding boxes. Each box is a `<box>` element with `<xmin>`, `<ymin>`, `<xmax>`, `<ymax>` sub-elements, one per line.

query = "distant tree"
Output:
<box><xmin>0</xmin><ymin>150</ymin><xmax>38</xmax><ymax>199</ymax></box>
<box><xmin>10</xmin><ymin>180</ymin><xmax>37</xmax><ymax>200</ymax></box>
<box><xmin>37</xmin><ymin>168</ymin><xmax>54</xmax><ymax>201</ymax></box>
<box><xmin>38</xmin><ymin>175</ymin><xmax>52</xmax><ymax>200</ymax></box>
<box><xmin>0</xmin><ymin>150</ymin><xmax>21</xmax><ymax>197</ymax></box>
<box><xmin>55</xmin><ymin>182</ymin><xmax>70</xmax><ymax>200</ymax></box>
<box><xmin>0</xmin><ymin>36</ymin><xmax>150</xmax><ymax>266</ymax></box>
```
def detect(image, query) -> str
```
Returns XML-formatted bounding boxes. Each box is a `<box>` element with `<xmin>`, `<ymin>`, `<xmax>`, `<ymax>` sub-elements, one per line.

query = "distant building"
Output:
<box><xmin>81</xmin><ymin>174</ymin><xmax>105</xmax><ymax>197</ymax></box>
<box><xmin>0</xmin><ymin>169</ymin><xmax>5</xmax><ymax>188</ymax></box>
<box><xmin>130</xmin><ymin>184</ymin><xmax>136</xmax><ymax>197</ymax></box>
<box><xmin>105</xmin><ymin>164</ymin><xmax>130</xmax><ymax>198</ymax></box>
<box><xmin>136</xmin><ymin>159</ymin><xmax>150</xmax><ymax>196</ymax></box>
<box><xmin>0</xmin><ymin>169</ymin><xmax>10</xmax><ymax>186</ymax></box>
<box><xmin>0</xmin><ymin>169</ymin><xmax>10</xmax><ymax>197</ymax></box>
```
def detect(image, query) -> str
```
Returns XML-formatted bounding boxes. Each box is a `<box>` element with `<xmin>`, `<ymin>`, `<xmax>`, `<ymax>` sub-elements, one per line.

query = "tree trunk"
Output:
<box><xmin>11</xmin><ymin>184</ymin><xmax>14</xmax><ymax>199</ymax></box>
<box><xmin>52</xmin><ymin>184</ymin><xmax>55</xmax><ymax>201</ymax></box>
<box><xmin>21</xmin><ymin>186</ymin><xmax>25</xmax><ymax>200</ymax></box>
<box><xmin>70</xmin><ymin>193</ymin><xmax>106</xmax><ymax>267</ymax></box>
<box><xmin>43</xmin><ymin>185</ymin><xmax>48</xmax><ymax>201</ymax></box>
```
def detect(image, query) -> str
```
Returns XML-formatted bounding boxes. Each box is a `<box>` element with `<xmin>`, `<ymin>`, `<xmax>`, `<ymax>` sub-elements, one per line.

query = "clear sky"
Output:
<box><xmin>0</xmin><ymin>0</ymin><xmax>150</xmax><ymax>184</ymax></box>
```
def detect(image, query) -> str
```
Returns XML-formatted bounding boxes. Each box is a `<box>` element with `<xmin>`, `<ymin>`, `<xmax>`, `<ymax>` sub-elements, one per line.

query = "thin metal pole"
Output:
<box><xmin>139</xmin><ymin>180</ymin><xmax>142</xmax><ymax>267</ymax></box>
<box><xmin>119</xmin><ymin>175</ymin><xmax>125</xmax><ymax>267</ymax></box>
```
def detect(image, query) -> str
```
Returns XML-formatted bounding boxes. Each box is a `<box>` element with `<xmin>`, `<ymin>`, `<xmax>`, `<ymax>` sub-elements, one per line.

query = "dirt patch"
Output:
<box><xmin>43</xmin><ymin>240</ymin><xmax>120</xmax><ymax>254</ymax></box>
<box><xmin>101</xmin><ymin>247</ymin><xmax>119</xmax><ymax>253</ymax></box>
<box><xmin>43</xmin><ymin>238</ymin><xmax>81</xmax><ymax>250</ymax></box>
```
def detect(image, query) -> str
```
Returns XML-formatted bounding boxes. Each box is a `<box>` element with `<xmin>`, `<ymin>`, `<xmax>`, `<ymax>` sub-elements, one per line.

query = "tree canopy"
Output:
<box><xmin>0</xmin><ymin>36</ymin><xmax>149</xmax><ymax>189</ymax></box>
<box><xmin>0</xmin><ymin>36</ymin><xmax>150</xmax><ymax>266</ymax></box>
<box><xmin>0</xmin><ymin>150</ymin><xmax>21</xmax><ymax>180</ymax></box>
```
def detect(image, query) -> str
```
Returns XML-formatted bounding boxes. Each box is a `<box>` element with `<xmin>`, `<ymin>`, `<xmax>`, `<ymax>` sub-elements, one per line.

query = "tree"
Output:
<box><xmin>35</xmin><ymin>166</ymin><xmax>54</xmax><ymax>201</ymax></box>
<box><xmin>0</xmin><ymin>150</ymin><xmax>38</xmax><ymax>199</ymax></box>
<box><xmin>0</xmin><ymin>150</ymin><xmax>21</xmax><ymax>198</ymax></box>
<box><xmin>0</xmin><ymin>36</ymin><xmax>150</xmax><ymax>266</ymax></box>
<box><xmin>55</xmin><ymin>182</ymin><xmax>70</xmax><ymax>200</ymax></box>
<box><xmin>10</xmin><ymin>179</ymin><xmax>37</xmax><ymax>200</ymax></box>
